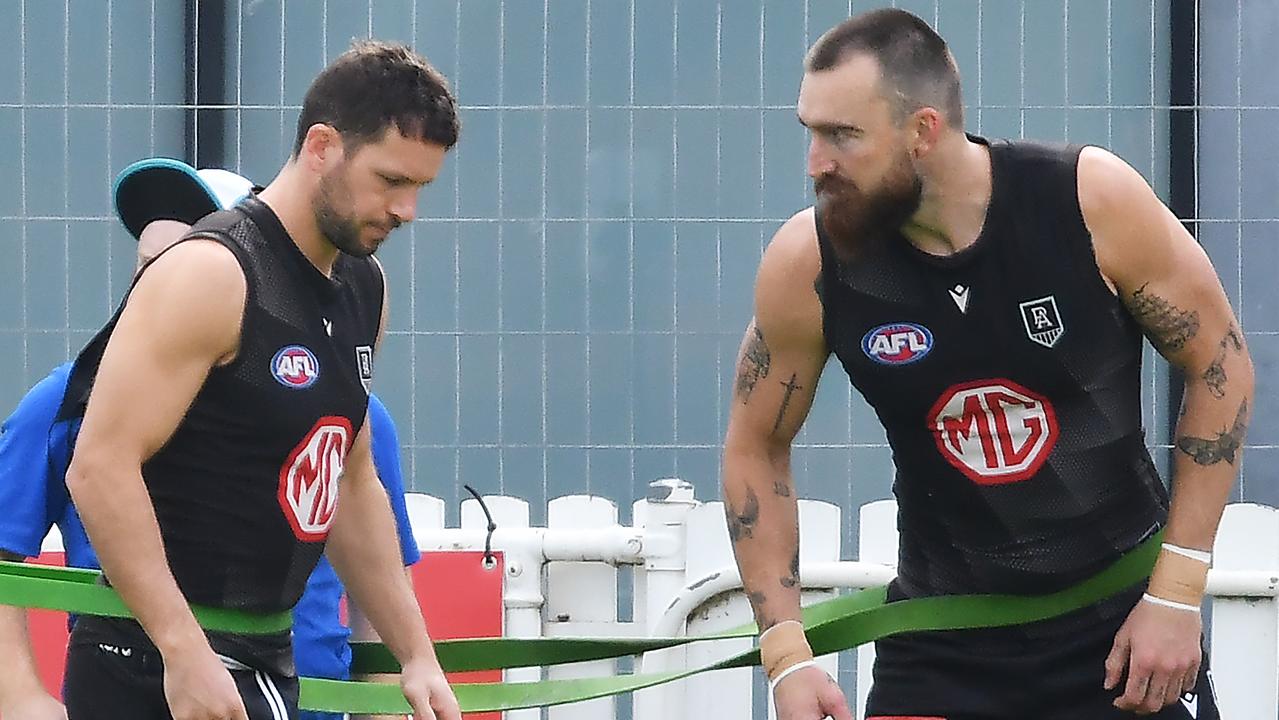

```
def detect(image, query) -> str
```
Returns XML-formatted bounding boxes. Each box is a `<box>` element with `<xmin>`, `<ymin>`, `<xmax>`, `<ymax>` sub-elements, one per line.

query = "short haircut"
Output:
<box><xmin>805</xmin><ymin>8</ymin><xmax>964</xmax><ymax>129</ymax></box>
<box><xmin>292</xmin><ymin>40</ymin><xmax>460</xmax><ymax>157</ymax></box>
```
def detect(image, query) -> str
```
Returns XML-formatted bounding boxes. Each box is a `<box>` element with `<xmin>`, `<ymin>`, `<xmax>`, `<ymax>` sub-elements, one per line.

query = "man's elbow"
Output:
<box><xmin>722</xmin><ymin>431</ymin><xmax>791</xmax><ymax>483</ymax></box>
<box><xmin>64</xmin><ymin>456</ymin><xmax>97</xmax><ymax>503</ymax></box>
<box><xmin>64</xmin><ymin>447</ymin><xmax>125</xmax><ymax>504</ymax></box>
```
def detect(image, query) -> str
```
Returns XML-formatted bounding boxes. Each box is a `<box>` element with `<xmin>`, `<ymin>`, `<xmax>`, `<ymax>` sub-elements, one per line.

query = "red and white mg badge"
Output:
<box><xmin>278</xmin><ymin>416</ymin><xmax>352</xmax><ymax>541</ymax></box>
<box><xmin>929</xmin><ymin>379</ymin><xmax>1059</xmax><ymax>485</ymax></box>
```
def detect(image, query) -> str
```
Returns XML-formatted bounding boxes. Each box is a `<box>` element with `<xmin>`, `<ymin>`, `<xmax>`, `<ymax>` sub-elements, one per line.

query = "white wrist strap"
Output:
<box><xmin>1162</xmin><ymin>542</ymin><xmax>1212</xmax><ymax>565</ymax></box>
<box><xmin>1142</xmin><ymin>592</ymin><xmax>1200</xmax><ymax>614</ymax></box>
<box><xmin>769</xmin><ymin>659</ymin><xmax>823</xmax><ymax>693</ymax></box>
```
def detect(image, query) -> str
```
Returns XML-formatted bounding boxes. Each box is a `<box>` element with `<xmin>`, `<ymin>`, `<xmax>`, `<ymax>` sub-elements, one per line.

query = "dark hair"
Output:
<box><xmin>805</xmin><ymin>9</ymin><xmax>964</xmax><ymax>129</ymax></box>
<box><xmin>292</xmin><ymin>40</ymin><xmax>460</xmax><ymax>157</ymax></box>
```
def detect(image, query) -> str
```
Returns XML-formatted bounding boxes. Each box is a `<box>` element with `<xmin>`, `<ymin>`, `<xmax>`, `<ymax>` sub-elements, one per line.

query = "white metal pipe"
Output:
<box><xmin>500</xmin><ymin>549</ymin><xmax>544</xmax><ymax>720</ymax></box>
<box><xmin>1207</xmin><ymin>570</ymin><xmax>1279</xmax><ymax>597</ymax></box>
<box><xmin>414</xmin><ymin>526</ymin><xmax>646</xmax><ymax>564</ymax></box>
<box><xmin>542</xmin><ymin>527</ymin><xmax>645</xmax><ymax>564</ymax></box>
<box><xmin>655</xmin><ymin>564</ymin><xmax>1279</xmax><ymax>639</ymax></box>
<box><xmin>653</xmin><ymin>562</ymin><xmax>897</xmax><ymax>639</ymax></box>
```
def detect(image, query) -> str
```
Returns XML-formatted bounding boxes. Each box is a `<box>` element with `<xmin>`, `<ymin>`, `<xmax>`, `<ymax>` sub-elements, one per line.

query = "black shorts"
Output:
<box><xmin>865</xmin><ymin>587</ymin><xmax>1220</xmax><ymax>720</ymax></box>
<box><xmin>64</xmin><ymin>618</ymin><xmax>300</xmax><ymax>720</ymax></box>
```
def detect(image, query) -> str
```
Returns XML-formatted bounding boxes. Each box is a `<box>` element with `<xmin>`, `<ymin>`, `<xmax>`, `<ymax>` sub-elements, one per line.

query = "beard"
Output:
<box><xmin>814</xmin><ymin>152</ymin><xmax>922</xmax><ymax>263</ymax></box>
<box><xmin>314</xmin><ymin>167</ymin><xmax>397</xmax><ymax>258</ymax></box>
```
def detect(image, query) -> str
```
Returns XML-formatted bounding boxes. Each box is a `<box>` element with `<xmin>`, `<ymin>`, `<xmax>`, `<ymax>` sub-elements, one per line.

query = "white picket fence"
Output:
<box><xmin>33</xmin><ymin>479</ymin><xmax>1279</xmax><ymax>718</ymax></box>
<box><xmin>405</xmin><ymin>479</ymin><xmax>1279</xmax><ymax>720</ymax></box>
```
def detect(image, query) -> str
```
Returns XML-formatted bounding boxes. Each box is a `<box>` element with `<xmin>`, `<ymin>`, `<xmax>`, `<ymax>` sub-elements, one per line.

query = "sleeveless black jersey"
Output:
<box><xmin>816</xmin><ymin>137</ymin><xmax>1168</xmax><ymax>600</ymax></box>
<box><xmin>64</xmin><ymin>196</ymin><xmax>382</xmax><ymax>663</ymax></box>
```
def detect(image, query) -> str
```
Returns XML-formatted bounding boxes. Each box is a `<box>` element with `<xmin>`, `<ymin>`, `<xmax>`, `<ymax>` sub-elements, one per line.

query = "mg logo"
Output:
<box><xmin>278</xmin><ymin>417</ymin><xmax>352</xmax><ymax>541</ymax></box>
<box><xmin>928</xmin><ymin>379</ymin><xmax>1058</xmax><ymax>485</ymax></box>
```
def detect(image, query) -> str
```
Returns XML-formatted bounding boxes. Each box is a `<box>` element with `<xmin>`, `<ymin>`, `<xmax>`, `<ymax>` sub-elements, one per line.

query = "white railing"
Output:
<box><xmin>402</xmin><ymin>480</ymin><xmax>1279</xmax><ymax>720</ymax></box>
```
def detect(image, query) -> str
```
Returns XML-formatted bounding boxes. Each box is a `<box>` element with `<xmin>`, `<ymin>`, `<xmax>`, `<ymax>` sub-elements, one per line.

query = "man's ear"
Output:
<box><xmin>298</xmin><ymin>123</ymin><xmax>345</xmax><ymax>173</ymax></box>
<box><xmin>906</xmin><ymin>106</ymin><xmax>944</xmax><ymax>160</ymax></box>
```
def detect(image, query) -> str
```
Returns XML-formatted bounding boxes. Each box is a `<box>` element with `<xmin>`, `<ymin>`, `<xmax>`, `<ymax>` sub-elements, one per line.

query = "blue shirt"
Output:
<box><xmin>0</xmin><ymin>363</ymin><xmax>96</xmax><ymax>568</ymax></box>
<box><xmin>0</xmin><ymin>364</ymin><xmax>420</xmax><ymax>703</ymax></box>
<box><xmin>292</xmin><ymin>393</ymin><xmax>421</xmax><ymax>683</ymax></box>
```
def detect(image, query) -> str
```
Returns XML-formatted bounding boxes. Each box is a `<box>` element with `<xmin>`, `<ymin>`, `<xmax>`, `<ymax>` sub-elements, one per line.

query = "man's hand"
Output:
<box><xmin>0</xmin><ymin>689</ymin><xmax>68</xmax><ymax>720</ymax></box>
<box><xmin>772</xmin><ymin>665</ymin><xmax>853</xmax><ymax>720</ymax></box>
<box><xmin>161</xmin><ymin>641</ymin><xmax>249</xmax><ymax>720</ymax></box>
<box><xmin>1104</xmin><ymin>599</ymin><xmax>1202</xmax><ymax>714</ymax></box>
<box><xmin>400</xmin><ymin>657</ymin><xmax>460</xmax><ymax>720</ymax></box>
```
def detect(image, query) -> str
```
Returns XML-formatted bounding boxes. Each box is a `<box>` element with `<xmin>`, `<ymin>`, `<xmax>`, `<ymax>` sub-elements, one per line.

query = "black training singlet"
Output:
<box><xmin>816</xmin><ymin>136</ymin><xmax>1168</xmax><ymax>600</ymax></box>
<box><xmin>64</xmin><ymin>196</ymin><xmax>382</xmax><ymax>671</ymax></box>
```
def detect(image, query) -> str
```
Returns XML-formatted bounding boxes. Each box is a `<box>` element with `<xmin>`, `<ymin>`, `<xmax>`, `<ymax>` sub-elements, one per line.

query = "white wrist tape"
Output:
<box><xmin>1142</xmin><ymin>592</ymin><xmax>1201</xmax><ymax>614</ymax></box>
<box><xmin>1162</xmin><ymin>542</ymin><xmax>1212</xmax><ymax>565</ymax></box>
<box><xmin>768</xmin><ymin>659</ymin><xmax>823</xmax><ymax>693</ymax></box>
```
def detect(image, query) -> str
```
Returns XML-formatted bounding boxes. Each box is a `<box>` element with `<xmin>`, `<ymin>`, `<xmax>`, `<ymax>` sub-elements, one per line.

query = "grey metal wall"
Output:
<box><xmin>1198</xmin><ymin>0</ymin><xmax>1279</xmax><ymax>509</ymax></box>
<box><xmin>4</xmin><ymin>0</ymin><xmax>1226</xmax><ymax>547</ymax></box>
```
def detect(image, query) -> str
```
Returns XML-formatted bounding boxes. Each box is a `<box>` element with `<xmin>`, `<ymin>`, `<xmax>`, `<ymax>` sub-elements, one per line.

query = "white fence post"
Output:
<box><xmin>682</xmin><ymin>500</ymin><xmax>755</xmax><ymax>720</ymax></box>
<box><xmin>633</xmin><ymin>478</ymin><xmax>698</xmax><ymax>720</ymax></box>
<box><xmin>855</xmin><ymin>499</ymin><xmax>898</xmax><ymax>718</ymax></box>
<box><xmin>546</xmin><ymin>495</ymin><xmax>620</xmax><ymax>720</ymax></box>
<box><xmin>403</xmin><ymin>492</ymin><xmax>446</xmax><ymax>537</ymax></box>
<box><xmin>1210</xmin><ymin>502</ymin><xmax>1279</xmax><ymax>719</ymax></box>
<box><xmin>463</xmin><ymin>494</ymin><xmax>536</xmax><ymax>720</ymax></box>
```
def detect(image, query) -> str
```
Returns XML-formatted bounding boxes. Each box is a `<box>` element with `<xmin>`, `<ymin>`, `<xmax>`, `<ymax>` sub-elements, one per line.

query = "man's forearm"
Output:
<box><xmin>65</xmin><ymin>462</ymin><xmax>206</xmax><ymax>654</ymax></box>
<box><xmin>347</xmin><ymin>567</ymin><xmax>414</xmax><ymax>720</ymax></box>
<box><xmin>1165</xmin><ymin>376</ymin><xmax>1253</xmax><ymax>550</ymax></box>
<box><xmin>723</xmin><ymin>448</ymin><xmax>802</xmax><ymax>631</ymax></box>
<box><xmin>0</xmin><ymin>595</ymin><xmax>52</xmax><ymax>707</ymax></box>
<box><xmin>327</xmin><ymin>475</ymin><xmax>434</xmax><ymax>665</ymax></box>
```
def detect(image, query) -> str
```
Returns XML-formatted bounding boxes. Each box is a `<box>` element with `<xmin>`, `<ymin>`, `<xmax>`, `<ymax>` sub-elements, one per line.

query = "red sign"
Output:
<box><xmin>412</xmin><ymin>551</ymin><xmax>505</xmax><ymax>720</ymax></box>
<box><xmin>26</xmin><ymin>551</ymin><xmax>70</xmax><ymax>700</ymax></box>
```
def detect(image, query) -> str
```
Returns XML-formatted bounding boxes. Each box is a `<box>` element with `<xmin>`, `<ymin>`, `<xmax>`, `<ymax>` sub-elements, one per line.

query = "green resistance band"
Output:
<box><xmin>0</xmin><ymin>532</ymin><xmax>1160</xmax><ymax>715</ymax></box>
<box><xmin>317</xmin><ymin>531</ymin><xmax>1161</xmax><ymax>714</ymax></box>
<box><xmin>0</xmin><ymin>561</ymin><xmax>291</xmax><ymax>634</ymax></box>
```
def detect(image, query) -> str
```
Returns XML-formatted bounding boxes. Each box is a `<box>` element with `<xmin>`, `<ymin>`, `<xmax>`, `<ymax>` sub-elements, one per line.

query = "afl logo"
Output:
<box><xmin>272</xmin><ymin>345</ymin><xmax>320</xmax><ymax>389</ymax></box>
<box><xmin>862</xmin><ymin>323</ymin><xmax>934</xmax><ymax>365</ymax></box>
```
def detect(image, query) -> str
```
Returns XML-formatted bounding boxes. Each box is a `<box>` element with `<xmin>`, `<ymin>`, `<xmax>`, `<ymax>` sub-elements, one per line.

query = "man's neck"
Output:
<box><xmin>900</xmin><ymin>134</ymin><xmax>993</xmax><ymax>257</ymax></box>
<box><xmin>256</xmin><ymin>168</ymin><xmax>339</xmax><ymax>277</ymax></box>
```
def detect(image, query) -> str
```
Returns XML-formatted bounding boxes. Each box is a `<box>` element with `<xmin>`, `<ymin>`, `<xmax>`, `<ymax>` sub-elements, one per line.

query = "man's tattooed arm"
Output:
<box><xmin>734</xmin><ymin>324</ymin><xmax>771</xmax><ymax>404</ymax></box>
<box><xmin>725</xmin><ymin>487</ymin><xmax>760</xmax><ymax>542</ymax></box>
<box><xmin>1202</xmin><ymin>325</ymin><xmax>1244</xmax><ymax>400</ymax></box>
<box><xmin>1176</xmin><ymin>399</ymin><xmax>1249</xmax><ymax>466</ymax></box>
<box><xmin>1125</xmin><ymin>283</ymin><xmax>1200</xmax><ymax>355</ymax></box>
<box><xmin>780</xmin><ymin>546</ymin><xmax>800</xmax><ymax>589</ymax></box>
<box><xmin>771</xmin><ymin>374</ymin><xmax>803</xmax><ymax>434</ymax></box>
<box><xmin>747</xmin><ymin>592</ymin><xmax>778</xmax><ymax>630</ymax></box>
